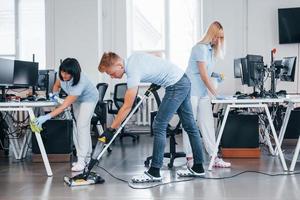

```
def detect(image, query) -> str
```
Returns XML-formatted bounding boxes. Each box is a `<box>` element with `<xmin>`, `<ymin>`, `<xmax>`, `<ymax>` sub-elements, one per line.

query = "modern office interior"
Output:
<box><xmin>1</xmin><ymin>0</ymin><xmax>300</xmax><ymax>199</ymax></box>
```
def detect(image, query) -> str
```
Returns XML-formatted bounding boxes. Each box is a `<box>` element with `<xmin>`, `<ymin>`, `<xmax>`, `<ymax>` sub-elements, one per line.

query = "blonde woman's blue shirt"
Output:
<box><xmin>185</xmin><ymin>43</ymin><xmax>214</xmax><ymax>97</ymax></box>
<box><xmin>60</xmin><ymin>73</ymin><xmax>99</xmax><ymax>103</ymax></box>
<box><xmin>124</xmin><ymin>52</ymin><xmax>184</xmax><ymax>88</ymax></box>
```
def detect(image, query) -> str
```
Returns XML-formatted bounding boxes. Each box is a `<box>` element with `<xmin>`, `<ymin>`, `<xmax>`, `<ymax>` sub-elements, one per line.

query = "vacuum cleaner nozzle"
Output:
<box><xmin>64</xmin><ymin>172</ymin><xmax>105</xmax><ymax>187</ymax></box>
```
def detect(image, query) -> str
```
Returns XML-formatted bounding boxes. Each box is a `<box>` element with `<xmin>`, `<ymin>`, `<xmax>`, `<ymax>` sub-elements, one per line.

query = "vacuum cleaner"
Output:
<box><xmin>64</xmin><ymin>83</ymin><xmax>161</xmax><ymax>187</ymax></box>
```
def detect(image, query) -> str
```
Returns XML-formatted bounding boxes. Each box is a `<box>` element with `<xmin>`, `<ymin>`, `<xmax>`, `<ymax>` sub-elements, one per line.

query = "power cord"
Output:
<box><xmin>96</xmin><ymin>165</ymin><xmax>300</xmax><ymax>189</ymax></box>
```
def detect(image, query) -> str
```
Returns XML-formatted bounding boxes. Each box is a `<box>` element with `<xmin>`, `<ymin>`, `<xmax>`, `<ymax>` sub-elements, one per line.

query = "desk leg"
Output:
<box><xmin>275</xmin><ymin>102</ymin><xmax>293</xmax><ymax>156</ymax></box>
<box><xmin>21</xmin><ymin>130</ymin><xmax>31</xmax><ymax>159</ymax></box>
<box><xmin>290</xmin><ymin>135</ymin><xmax>300</xmax><ymax>171</ymax></box>
<box><xmin>28</xmin><ymin>109</ymin><xmax>53</xmax><ymax>176</ymax></box>
<box><xmin>264</xmin><ymin>125</ymin><xmax>275</xmax><ymax>155</ymax></box>
<box><xmin>208</xmin><ymin>105</ymin><xmax>230</xmax><ymax>171</ymax></box>
<box><xmin>19</xmin><ymin>130</ymin><xmax>30</xmax><ymax>159</ymax></box>
<box><xmin>264</xmin><ymin>105</ymin><xmax>288</xmax><ymax>171</ymax></box>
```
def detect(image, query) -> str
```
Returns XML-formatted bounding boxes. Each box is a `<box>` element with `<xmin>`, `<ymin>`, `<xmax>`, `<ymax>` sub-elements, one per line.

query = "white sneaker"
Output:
<box><xmin>131</xmin><ymin>171</ymin><xmax>162</xmax><ymax>183</ymax></box>
<box><xmin>71</xmin><ymin>161</ymin><xmax>86</xmax><ymax>172</ymax></box>
<box><xmin>72</xmin><ymin>162</ymin><xmax>77</xmax><ymax>167</ymax></box>
<box><xmin>213</xmin><ymin>157</ymin><xmax>231</xmax><ymax>168</ymax></box>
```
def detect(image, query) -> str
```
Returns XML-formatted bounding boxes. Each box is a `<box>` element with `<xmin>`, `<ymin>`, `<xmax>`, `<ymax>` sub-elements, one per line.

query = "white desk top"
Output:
<box><xmin>0</xmin><ymin>101</ymin><xmax>57</xmax><ymax>107</ymax></box>
<box><xmin>285</xmin><ymin>95</ymin><xmax>300</xmax><ymax>103</ymax></box>
<box><xmin>211</xmin><ymin>95</ymin><xmax>300</xmax><ymax>104</ymax></box>
<box><xmin>211</xmin><ymin>97</ymin><xmax>285</xmax><ymax>104</ymax></box>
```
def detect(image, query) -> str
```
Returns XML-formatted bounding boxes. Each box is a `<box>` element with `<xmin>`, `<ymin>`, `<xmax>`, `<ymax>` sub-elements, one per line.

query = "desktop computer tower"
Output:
<box><xmin>221</xmin><ymin>113</ymin><xmax>259</xmax><ymax>158</ymax></box>
<box><xmin>32</xmin><ymin>119</ymin><xmax>73</xmax><ymax>154</ymax></box>
<box><xmin>284</xmin><ymin>110</ymin><xmax>300</xmax><ymax>139</ymax></box>
<box><xmin>221</xmin><ymin>113</ymin><xmax>259</xmax><ymax>148</ymax></box>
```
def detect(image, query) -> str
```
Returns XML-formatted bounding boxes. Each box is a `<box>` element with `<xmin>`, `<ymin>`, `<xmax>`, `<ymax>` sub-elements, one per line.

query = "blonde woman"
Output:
<box><xmin>183</xmin><ymin>21</ymin><xmax>231</xmax><ymax>168</ymax></box>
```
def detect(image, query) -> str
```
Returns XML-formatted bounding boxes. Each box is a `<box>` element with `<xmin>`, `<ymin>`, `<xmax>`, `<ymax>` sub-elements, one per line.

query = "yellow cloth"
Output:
<box><xmin>30</xmin><ymin>119</ymin><xmax>43</xmax><ymax>133</ymax></box>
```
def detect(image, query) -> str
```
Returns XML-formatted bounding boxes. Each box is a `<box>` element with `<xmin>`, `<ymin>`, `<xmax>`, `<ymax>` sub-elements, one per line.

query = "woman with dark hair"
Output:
<box><xmin>35</xmin><ymin>58</ymin><xmax>99</xmax><ymax>172</ymax></box>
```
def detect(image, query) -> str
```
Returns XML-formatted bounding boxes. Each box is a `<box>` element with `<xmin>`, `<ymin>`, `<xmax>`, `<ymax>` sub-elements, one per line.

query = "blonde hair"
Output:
<box><xmin>200</xmin><ymin>21</ymin><xmax>225</xmax><ymax>59</ymax></box>
<box><xmin>98</xmin><ymin>52</ymin><xmax>122</xmax><ymax>72</ymax></box>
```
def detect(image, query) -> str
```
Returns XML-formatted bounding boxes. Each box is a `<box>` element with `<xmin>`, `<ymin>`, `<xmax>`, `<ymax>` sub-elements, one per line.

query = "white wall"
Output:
<box><xmin>102</xmin><ymin>0</ymin><xmax>129</xmax><ymax>96</ymax></box>
<box><xmin>204</xmin><ymin>0</ymin><xmax>300</xmax><ymax>95</ymax></box>
<box><xmin>45</xmin><ymin>0</ymin><xmax>103</xmax><ymax>85</ymax></box>
<box><xmin>45</xmin><ymin>0</ymin><xmax>300</xmax><ymax>94</ymax></box>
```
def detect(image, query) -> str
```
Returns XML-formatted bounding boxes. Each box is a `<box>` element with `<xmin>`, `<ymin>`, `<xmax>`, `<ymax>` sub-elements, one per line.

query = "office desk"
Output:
<box><xmin>0</xmin><ymin>101</ymin><xmax>57</xmax><ymax>176</ymax></box>
<box><xmin>210</xmin><ymin>97</ymin><xmax>288</xmax><ymax>171</ymax></box>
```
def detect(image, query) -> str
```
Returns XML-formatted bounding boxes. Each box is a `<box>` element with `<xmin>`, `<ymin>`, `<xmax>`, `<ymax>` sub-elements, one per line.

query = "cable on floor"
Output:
<box><xmin>96</xmin><ymin>165</ymin><xmax>300</xmax><ymax>189</ymax></box>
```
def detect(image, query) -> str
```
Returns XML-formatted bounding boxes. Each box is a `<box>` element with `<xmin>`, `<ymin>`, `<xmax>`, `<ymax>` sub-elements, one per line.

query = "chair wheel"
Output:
<box><xmin>144</xmin><ymin>160</ymin><xmax>150</xmax><ymax>167</ymax></box>
<box><xmin>168</xmin><ymin>163</ymin><xmax>173</xmax><ymax>168</ymax></box>
<box><xmin>107</xmin><ymin>147</ymin><xmax>112</xmax><ymax>153</ymax></box>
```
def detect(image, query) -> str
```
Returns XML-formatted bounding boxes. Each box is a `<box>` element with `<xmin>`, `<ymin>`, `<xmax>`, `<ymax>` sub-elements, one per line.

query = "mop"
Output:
<box><xmin>64</xmin><ymin>83</ymin><xmax>161</xmax><ymax>187</ymax></box>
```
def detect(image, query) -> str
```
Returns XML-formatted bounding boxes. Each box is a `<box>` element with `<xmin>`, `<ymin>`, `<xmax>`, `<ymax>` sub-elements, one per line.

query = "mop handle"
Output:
<box><xmin>95</xmin><ymin>84</ymin><xmax>160</xmax><ymax>161</ymax></box>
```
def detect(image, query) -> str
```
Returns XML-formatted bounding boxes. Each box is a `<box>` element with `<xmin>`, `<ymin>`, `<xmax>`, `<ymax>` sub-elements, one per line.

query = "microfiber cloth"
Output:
<box><xmin>30</xmin><ymin>119</ymin><xmax>43</xmax><ymax>133</ymax></box>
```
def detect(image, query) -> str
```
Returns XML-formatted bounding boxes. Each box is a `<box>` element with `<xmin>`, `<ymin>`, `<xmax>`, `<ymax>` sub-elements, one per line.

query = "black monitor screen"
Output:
<box><xmin>38</xmin><ymin>70</ymin><xmax>57</xmax><ymax>91</ymax></box>
<box><xmin>280</xmin><ymin>56</ymin><xmax>297</xmax><ymax>81</ymax></box>
<box><xmin>239</xmin><ymin>55</ymin><xmax>264</xmax><ymax>87</ymax></box>
<box><xmin>13</xmin><ymin>60</ymin><xmax>39</xmax><ymax>86</ymax></box>
<box><xmin>278</xmin><ymin>7</ymin><xmax>300</xmax><ymax>44</ymax></box>
<box><xmin>0</xmin><ymin>58</ymin><xmax>15</xmax><ymax>86</ymax></box>
<box><xmin>234</xmin><ymin>59</ymin><xmax>242</xmax><ymax>78</ymax></box>
<box><xmin>247</xmin><ymin>55</ymin><xmax>264</xmax><ymax>86</ymax></box>
<box><xmin>48</xmin><ymin>70</ymin><xmax>57</xmax><ymax>91</ymax></box>
<box><xmin>240</xmin><ymin>58</ymin><xmax>250</xmax><ymax>86</ymax></box>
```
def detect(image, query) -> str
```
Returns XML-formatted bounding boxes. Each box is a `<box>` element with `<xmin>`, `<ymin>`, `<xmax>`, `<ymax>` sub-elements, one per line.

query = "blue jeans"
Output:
<box><xmin>151</xmin><ymin>74</ymin><xmax>204</xmax><ymax>168</ymax></box>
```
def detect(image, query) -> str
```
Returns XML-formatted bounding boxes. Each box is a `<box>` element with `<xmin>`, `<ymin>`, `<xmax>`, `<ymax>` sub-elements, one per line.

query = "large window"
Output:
<box><xmin>130</xmin><ymin>0</ymin><xmax>201</xmax><ymax>69</ymax></box>
<box><xmin>0</xmin><ymin>0</ymin><xmax>45</xmax><ymax>68</ymax></box>
<box><xmin>169</xmin><ymin>0</ymin><xmax>200</xmax><ymax>69</ymax></box>
<box><xmin>0</xmin><ymin>0</ymin><xmax>15</xmax><ymax>58</ymax></box>
<box><xmin>131</xmin><ymin>0</ymin><xmax>165</xmax><ymax>56</ymax></box>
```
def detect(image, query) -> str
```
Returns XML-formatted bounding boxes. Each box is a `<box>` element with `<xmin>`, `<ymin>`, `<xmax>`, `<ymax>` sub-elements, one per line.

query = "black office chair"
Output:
<box><xmin>91</xmin><ymin>83</ymin><xmax>108</xmax><ymax>136</ymax></box>
<box><xmin>144</xmin><ymin>90</ymin><xmax>186</xmax><ymax>168</ymax></box>
<box><xmin>107</xmin><ymin>83</ymin><xmax>140</xmax><ymax>142</ymax></box>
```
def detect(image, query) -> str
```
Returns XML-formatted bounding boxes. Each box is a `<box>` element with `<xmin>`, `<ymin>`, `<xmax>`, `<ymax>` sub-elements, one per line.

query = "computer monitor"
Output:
<box><xmin>37</xmin><ymin>70</ymin><xmax>57</xmax><ymax>98</ymax></box>
<box><xmin>247</xmin><ymin>55</ymin><xmax>264</xmax><ymax>87</ymax></box>
<box><xmin>240</xmin><ymin>58</ymin><xmax>251</xmax><ymax>86</ymax></box>
<box><xmin>0</xmin><ymin>58</ymin><xmax>15</xmax><ymax>87</ymax></box>
<box><xmin>280</xmin><ymin>56</ymin><xmax>297</xmax><ymax>81</ymax></box>
<box><xmin>234</xmin><ymin>59</ymin><xmax>242</xmax><ymax>78</ymax></box>
<box><xmin>239</xmin><ymin>55</ymin><xmax>264</xmax><ymax>87</ymax></box>
<box><xmin>13</xmin><ymin>60</ymin><xmax>39</xmax><ymax>87</ymax></box>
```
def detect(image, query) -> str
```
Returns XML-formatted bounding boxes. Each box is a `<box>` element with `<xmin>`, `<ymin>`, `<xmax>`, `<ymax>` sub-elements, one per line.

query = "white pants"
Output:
<box><xmin>183</xmin><ymin>96</ymin><xmax>216</xmax><ymax>157</ymax></box>
<box><xmin>72</xmin><ymin>101</ymin><xmax>97</xmax><ymax>162</ymax></box>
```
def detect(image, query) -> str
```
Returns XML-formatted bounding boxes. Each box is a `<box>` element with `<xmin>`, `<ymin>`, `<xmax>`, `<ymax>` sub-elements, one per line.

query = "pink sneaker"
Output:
<box><xmin>213</xmin><ymin>157</ymin><xmax>231</xmax><ymax>168</ymax></box>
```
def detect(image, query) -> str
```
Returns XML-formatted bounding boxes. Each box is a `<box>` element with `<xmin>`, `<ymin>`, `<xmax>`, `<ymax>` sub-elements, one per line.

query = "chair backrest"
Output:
<box><xmin>113</xmin><ymin>83</ymin><xmax>128</xmax><ymax>109</ymax></box>
<box><xmin>151</xmin><ymin>89</ymin><xmax>181</xmax><ymax>133</ymax></box>
<box><xmin>151</xmin><ymin>90</ymin><xmax>161</xmax><ymax>107</ymax></box>
<box><xmin>96</xmin><ymin>83</ymin><xmax>108</xmax><ymax>102</ymax></box>
<box><xmin>93</xmin><ymin>83</ymin><xmax>109</xmax><ymax>125</ymax></box>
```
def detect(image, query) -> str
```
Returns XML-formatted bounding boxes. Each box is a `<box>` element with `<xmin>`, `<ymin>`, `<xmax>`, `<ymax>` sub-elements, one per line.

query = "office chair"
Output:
<box><xmin>144</xmin><ymin>90</ymin><xmax>186</xmax><ymax>168</ymax></box>
<box><xmin>91</xmin><ymin>83</ymin><xmax>108</xmax><ymax>136</ymax></box>
<box><xmin>107</xmin><ymin>83</ymin><xmax>140</xmax><ymax>142</ymax></box>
